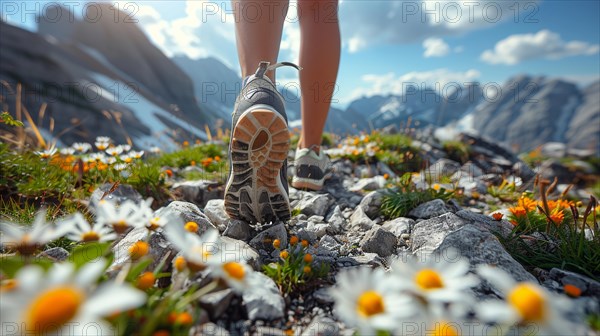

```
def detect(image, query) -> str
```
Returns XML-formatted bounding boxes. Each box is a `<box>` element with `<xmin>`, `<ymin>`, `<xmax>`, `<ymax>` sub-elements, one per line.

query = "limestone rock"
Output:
<box><xmin>243</xmin><ymin>272</ymin><xmax>285</xmax><ymax>320</ymax></box>
<box><xmin>358</xmin><ymin>191</ymin><xmax>384</xmax><ymax>219</ymax></box>
<box><xmin>408</xmin><ymin>199</ymin><xmax>453</xmax><ymax>219</ymax></box>
<box><xmin>360</xmin><ymin>227</ymin><xmax>397</xmax><ymax>257</ymax></box>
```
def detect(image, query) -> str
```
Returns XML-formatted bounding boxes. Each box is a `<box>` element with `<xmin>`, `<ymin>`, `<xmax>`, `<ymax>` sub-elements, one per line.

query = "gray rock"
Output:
<box><xmin>220</xmin><ymin>236</ymin><xmax>260</xmax><ymax>269</ymax></box>
<box><xmin>349</xmin><ymin>176</ymin><xmax>386</xmax><ymax>192</ymax></box>
<box><xmin>325</xmin><ymin>206</ymin><xmax>345</xmax><ymax>234</ymax></box>
<box><xmin>198</xmin><ymin>288</ymin><xmax>235</xmax><ymax>319</ymax></box>
<box><xmin>171</xmin><ymin>180</ymin><xmax>223</xmax><ymax>208</ymax></box>
<box><xmin>249</xmin><ymin>223</ymin><xmax>287</xmax><ymax>252</ymax></box>
<box><xmin>337</xmin><ymin>253</ymin><xmax>384</xmax><ymax>268</ymax></box>
<box><xmin>376</xmin><ymin>162</ymin><xmax>396</xmax><ymax>178</ymax></box>
<box><xmin>541</xmin><ymin>142</ymin><xmax>567</xmax><ymax>158</ymax></box>
<box><xmin>408</xmin><ymin>199</ymin><xmax>453</xmax><ymax>219</ymax></box>
<box><xmin>347</xmin><ymin>207</ymin><xmax>375</xmax><ymax>232</ymax></box>
<box><xmin>360</xmin><ymin>227</ymin><xmax>397</xmax><ymax>257</ymax></box>
<box><xmin>440</xmin><ymin>225</ymin><xmax>536</xmax><ymax>283</ymax></box>
<box><xmin>313</xmin><ymin>288</ymin><xmax>335</xmax><ymax>305</ymax></box>
<box><xmin>301</xmin><ymin>316</ymin><xmax>339</xmax><ymax>336</ymax></box>
<box><xmin>243</xmin><ymin>272</ymin><xmax>285</xmax><ymax>320</ymax></box>
<box><xmin>305</xmin><ymin>222</ymin><xmax>329</xmax><ymax>239</ymax></box>
<box><xmin>381</xmin><ymin>217</ymin><xmax>414</xmax><ymax>237</ymax></box>
<box><xmin>38</xmin><ymin>247</ymin><xmax>69</xmax><ymax>262</ymax></box>
<box><xmin>89</xmin><ymin>183</ymin><xmax>142</xmax><ymax>209</ymax></box>
<box><xmin>110</xmin><ymin>227</ymin><xmax>175</xmax><ymax>283</ymax></box>
<box><xmin>454</xmin><ymin>210</ymin><xmax>513</xmax><ymax>237</ymax></box>
<box><xmin>223</xmin><ymin>219</ymin><xmax>254</xmax><ymax>242</ymax></box>
<box><xmin>358</xmin><ymin>191</ymin><xmax>384</xmax><ymax>219</ymax></box>
<box><xmin>549</xmin><ymin>268</ymin><xmax>600</xmax><ymax>297</ymax></box>
<box><xmin>308</xmin><ymin>215</ymin><xmax>325</xmax><ymax>223</ymax></box>
<box><xmin>191</xmin><ymin>323</ymin><xmax>230</xmax><ymax>336</ymax></box>
<box><xmin>422</xmin><ymin>158</ymin><xmax>461</xmax><ymax>180</ymax></box>
<box><xmin>297</xmin><ymin>229</ymin><xmax>318</xmax><ymax>244</ymax></box>
<box><xmin>411</xmin><ymin>213</ymin><xmax>535</xmax><ymax>282</ymax></box>
<box><xmin>203</xmin><ymin>199</ymin><xmax>229</xmax><ymax>231</ymax></box>
<box><xmin>317</xmin><ymin>235</ymin><xmax>341</xmax><ymax>257</ymax></box>
<box><xmin>160</xmin><ymin>201</ymin><xmax>216</xmax><ymax>236</ymax></box>
<box><xmin>296</xmin><ymin>193</ymin><xmax>334</xmax><ymax>217</ymax></box>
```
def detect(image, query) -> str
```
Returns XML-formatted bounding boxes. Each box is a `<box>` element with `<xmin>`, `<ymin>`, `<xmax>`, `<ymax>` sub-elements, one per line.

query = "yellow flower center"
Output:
<box><xmin>415</xmin><ymin>269</ymin><xmax>444</xmax><ymax>290</ymax></box>
<box><xmin>129</xmin><ymin>241</ymin><xmax>150</xmax><ymax>261</ymax></box>
<box><xmin>184</xmin><ymin>221</ymin><xmax>199</xmax><ymax>233</ymax></box>
<box><xmin>223</xmin><ymin>262</ymin><xmax>245</xmax><ymax>280</ymax></box>
<box><xmin>1</xmin><ymin>279</ymin><xmax>18</xmax><ymax>292</ymax></box>
<box><xmin>357</xmin><ymin>290</ymin><xmax>385</xmax><ymax>317</ymax></box>
<box><xmin>148</xmin><ymin>217</ymin><xmax>161</xmax><ymax>231</ymax></box>
<box><xmin>81</xmin><ymin>231</ymin><xmax>100</xmax><ymax>242</ymax></box>
<box><xmin>174</xmin><ymin>256</ymin><xmax>187</xmax><ymax>272</ymax></box>
<box><xmin>508</xmin><ymin>283</ymin><xmax>546</xmax><ymax>322</ymax></box>
<box><xmin>137</xmin><ymin>272</ymin><xmax>156</xmax><ymax>290</ymax></box>
<box><xmin>124</xmin><ymin>157</ymin><xmax>133</xmax><ymax>163</ymax></box>
<box><xmin>26</xmin><ymin>286</ymin><xmax>84</xmax><ymax>334</ymax></box>
<box><xmin>431</xmin><ymin>321</ymin><xmax>460</xmax><ymax>336</ymax></box>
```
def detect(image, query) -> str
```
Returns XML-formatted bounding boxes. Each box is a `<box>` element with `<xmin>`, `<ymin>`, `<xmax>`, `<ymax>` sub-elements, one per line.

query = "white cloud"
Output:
<box><xmin>481</xmin><ymin>30</ymin><xmax>600</xmax><ymax>65</ymax></box>
<box><xmin>423</xmin><ymin>37</ymin><xmax>450</xmax><ymax>57</ymax></box>
<box><xmin>114</xmin><ymin>1</ymin><xmax>238</xmax><ymax>67</ymax></box>
<box><xmin>344</xmin><ymin>68</ymin><xmax>481</xmax><ymax>102</ymax></box>
<box><xmin>340</xmin><ymin>0</ymin><xmax>535</xmax><ymax>53</ymax></box>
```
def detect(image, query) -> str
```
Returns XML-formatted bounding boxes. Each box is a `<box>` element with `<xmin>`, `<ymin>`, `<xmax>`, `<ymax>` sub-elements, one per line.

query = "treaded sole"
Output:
<box><xmin>224</xmin><ymin>107</ymin><xmax>291</xmax><ymax>224</ymax></box>
<box><xmin>291</xmin><ymin>178</ymin><xmax>324</xmax><ymax>191</ymax></box>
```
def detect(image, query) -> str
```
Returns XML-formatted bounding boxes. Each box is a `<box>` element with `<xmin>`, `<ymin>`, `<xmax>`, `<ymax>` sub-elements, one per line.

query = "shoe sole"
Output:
<box><xmin>291</xmin><ymin>177</ymin><xmax>324</xmax><ymax>191</ymax></box>
<box><xmin>224</xmin><ymin>105</ymin><xmax>291</xmax><ymax>224</ymax></box>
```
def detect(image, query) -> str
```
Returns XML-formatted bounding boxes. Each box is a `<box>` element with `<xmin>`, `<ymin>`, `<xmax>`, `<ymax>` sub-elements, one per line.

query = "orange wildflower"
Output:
<box><xmin>518</xmin><ymin>197</ymin><xmax>537</xmax><ymax>212</ymax></box>
<box><xmin>492</xmin><ymin>213</ymin><xmax>504</xmax><ymax>221</ymax></box>
<box><xmin>509</xmin><ymin>206</ymin><xmax>527</xmax><ymax>218</ymax></box>
<box><xmin>563</xmin><ymin>284</ymin><xmax>582</xmax><ymax>297</ymax></box>
<box><xmin>549</xmin><ymin>210</ymin><xmax>565</xmax><ymax>225</ymax></box>
<box><xmin>165</xmin><ymin>169</ymin><xmax>173</xmax><ymax>177</ymax></box>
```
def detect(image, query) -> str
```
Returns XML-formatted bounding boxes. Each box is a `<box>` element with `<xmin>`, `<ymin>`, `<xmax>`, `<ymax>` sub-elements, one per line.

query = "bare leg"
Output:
<box><xmin>297</xmin><ymin>0</ymin><xmax>341</xmax><ymax>151</ymax></box>
<box><xmin>233</xmin><ymin>0</ymin><xmax>289</xmax><ymax>82</ymax></box>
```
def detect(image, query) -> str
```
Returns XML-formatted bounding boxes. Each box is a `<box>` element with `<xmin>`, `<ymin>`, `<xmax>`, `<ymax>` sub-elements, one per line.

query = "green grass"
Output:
<box><xmin>381</xmin><ymin>173</ymin><xmax>454</xmax><ymax>218</ymax></box>
<box><xmin>442</xmin><ymin>140</ymin><xmax>470</xmax><ymax>164</ymax></box>
<box><xmin>498</xmin><ymin>196</ymin><xmax>600</xmax><ymax>281</ymax></box>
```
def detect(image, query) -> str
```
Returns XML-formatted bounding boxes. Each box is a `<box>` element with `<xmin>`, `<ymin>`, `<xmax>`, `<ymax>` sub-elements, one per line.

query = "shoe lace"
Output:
<box><xmin>255</xmin><ymin>61</ymin><xmax>302</xmax><ymax>78</ymax></box>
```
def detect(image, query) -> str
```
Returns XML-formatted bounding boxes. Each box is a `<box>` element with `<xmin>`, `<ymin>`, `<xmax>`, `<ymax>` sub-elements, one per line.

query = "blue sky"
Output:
<box><xmin>2</xmin><ymin>0</ymin><xmax>599</xmax><ymax>108</ymax></box>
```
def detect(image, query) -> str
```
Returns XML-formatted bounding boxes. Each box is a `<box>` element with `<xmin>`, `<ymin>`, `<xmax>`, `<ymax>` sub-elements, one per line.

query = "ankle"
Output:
<box><xmin>299</xmin><ymin>143</ymin><xmax>321</xmax><ymax>155</ymax></box>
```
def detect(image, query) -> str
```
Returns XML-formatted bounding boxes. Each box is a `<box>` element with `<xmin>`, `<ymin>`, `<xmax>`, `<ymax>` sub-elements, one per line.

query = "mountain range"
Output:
<box><xmin>0</xmin><ymin>4</ymin><xmax>597</xmax><ymax>154</ymax></box>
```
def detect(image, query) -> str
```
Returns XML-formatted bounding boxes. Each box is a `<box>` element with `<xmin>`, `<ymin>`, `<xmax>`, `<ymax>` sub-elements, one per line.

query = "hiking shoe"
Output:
<box><xmin>224</xmin><ymin>61</ymin><xmax>299</xmax><ymax>224</ymax></box>
<box><xmin>291</xmin><ymin>147</ymin><xmax>333</xmax><ymax>191</ymax></box>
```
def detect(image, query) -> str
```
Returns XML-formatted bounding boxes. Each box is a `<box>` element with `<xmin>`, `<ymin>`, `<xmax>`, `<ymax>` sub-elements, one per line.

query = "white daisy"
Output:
<box><xmin>88</xmin><ymin>152</ymin><xmax>106</xmax><ymax>163</ymax></box>
<box><xmin>120</xmin><ymin>144</ymin><xmax>132</xmax><ymax>152</ymax></box>
<box><xmin>476</xmin><ymin>265</ymin><xmax>578</xmax><ymax>335</ymax></box>
<box><xmin>0</xmin><ymin>260</ymin><xmax>145</xmax><ymax>335</ymax></box>
<box><xmin>329</xmin><ymin>267</ymin><xmax>416</xmax><ymax>335</ymax></box>
<box><xmin>95</xmin><ymin>200</ymin><xmax>145</xmax><ymax>234</ymax></box>
<box><xmin>106</xmin><ymin>156</ymin><xmax>117</xmax><ymax>165</ymax></box>
<box><xmin>164</xmin><ymin>223</ymin><xmax>220</xmax><ymax>272</ymax></box>
<box><xmin>120</xmin><ymin>153</ymin><xmax>134</xmax><ymax>163</ymax></box>
<box><xmin>34</xmin><ymin>146</ymin><xmax>57</xmax><ymax>159</ymax></box>
<box><xmin>149</xmin><ymin>146</ymin><xmax>161</xmax><ymax>154</ymax></box>
<box><xmin>129</xmin><ymin>150</ymin><xmax>144</xmax><ymax>159</ymax></box>
<box><xmin>210</xmin><ymin>260</ymin><xmax>254</xmax><ymax>293</ymax></box>
<box><xmin>59</xmin><ymin>147</ymin><xmax>75</xmax><ymax>156</ymax></box>
<box><xmin>59</xmin><ymin>213</ymin><xmax>117</xmax><ymax>243</ymax></box>
<box><xmin>95</xmin><ymin>141</ymin><xmax>110</xmax><ymax>151</ymax></box>
<box><xmin>390</xmin><ymin>249</ymin><xmax>479</xmax><ymax>307</ymax></box>
<box><xmin>96</xmin><ymin>136</ymin><xmax>111</xmax><ymax>143</ymax></box>
<box><xmin>72</xmin><ymin>142</ymin><xmax>92</xmax><ymax>153</ymax></box>
<box><xmin>113</xmin><ymin>163</ymin><xmax>128</xmax><ymax>171</ymax></box>
<box><xmin>0</xmin><ymin>210</ymin><xmax>63</xmax><ymax>255</ymax></box>
<box><xmin>105</xmin><ymin>146</ymin><xmax>123</xmax><ymax>156</ymax></box>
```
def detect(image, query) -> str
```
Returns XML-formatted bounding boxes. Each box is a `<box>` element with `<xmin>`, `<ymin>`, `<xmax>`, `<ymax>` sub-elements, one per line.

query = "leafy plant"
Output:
<box><xmin>263</xmin><ymin>237</ymin><xmax>330</xmax><ymax>294</ymax></box>
<box><xmin>442</xmin><ymin>140</ymin><xmax>470</xmax><ymax>164</ymax></box>
<box><xmin>381</xmin><ymin>173</ymin><xmax>454</xmax><ymax>218</ymax></box>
